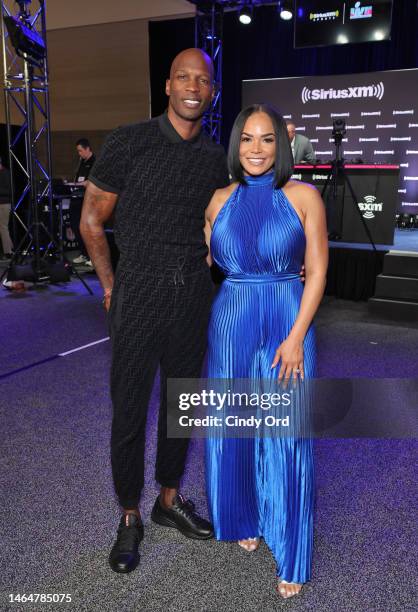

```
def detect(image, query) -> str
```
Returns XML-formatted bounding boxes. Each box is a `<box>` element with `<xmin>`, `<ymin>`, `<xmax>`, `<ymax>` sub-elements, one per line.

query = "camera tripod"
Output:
<box><xmin>321</xmin><ymin>126</ymin><xmax>377</xmax><ymax>252</ymax></box>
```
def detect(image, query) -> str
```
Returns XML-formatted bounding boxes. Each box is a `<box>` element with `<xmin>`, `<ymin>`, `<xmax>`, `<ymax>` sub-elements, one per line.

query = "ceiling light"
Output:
<box><xmin>239</xmin><ymin>6</ymin><xmax>253</xmax><ymax>25</ymax></box>
<box><xmin>279</xmin><ymin>1</ymin><xmax>293</xmax><ymax>20</ymax></box>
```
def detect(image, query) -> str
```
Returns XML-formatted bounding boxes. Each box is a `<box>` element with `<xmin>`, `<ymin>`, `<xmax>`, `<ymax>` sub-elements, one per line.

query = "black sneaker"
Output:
<box><xmin>109</xmin><ymin>513</ymin><xmax>144</xmax><ymax>573</ymax></box>
<box><xmin>151</xmin><ymin>493</ymin><xmax>214</xmax><ymax>540</ymax></box>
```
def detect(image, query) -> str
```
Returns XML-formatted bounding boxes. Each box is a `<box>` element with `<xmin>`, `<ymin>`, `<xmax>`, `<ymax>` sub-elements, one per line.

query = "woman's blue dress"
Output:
<box><xmin>206</xmin><ymin>172</ymin><xmax>315</xmax><ymax>584</ymax></box>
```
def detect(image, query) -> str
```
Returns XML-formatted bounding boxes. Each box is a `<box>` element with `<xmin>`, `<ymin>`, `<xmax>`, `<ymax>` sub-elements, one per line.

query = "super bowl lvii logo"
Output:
<box><xmin>350</xmin><ymin>2</ymin><xmax>373</xmax><ymax>20</ymax></box>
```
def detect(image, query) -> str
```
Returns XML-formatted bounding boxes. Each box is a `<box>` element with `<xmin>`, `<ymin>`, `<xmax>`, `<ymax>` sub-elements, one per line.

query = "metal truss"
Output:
<box><xmin>193</xmin><ymin>2</ymin><xmax>224</xmax><ymax>143</ymax></box>
<box><xmin>1</xmin><ymin>0</ymin><xmax>54</xmax><ymax>276</ymax></box>
<box><xmin>187</xmin><ymin>1</ymin><xmax>279</xmax><ymax>143</ymax></box>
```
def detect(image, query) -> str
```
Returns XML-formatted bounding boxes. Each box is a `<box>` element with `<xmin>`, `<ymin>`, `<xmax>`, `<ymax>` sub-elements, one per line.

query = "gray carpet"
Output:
<box><xmin>0</xmin><ymin>277</ymin><xmax>417</xmax><ymax>612</ymax></box>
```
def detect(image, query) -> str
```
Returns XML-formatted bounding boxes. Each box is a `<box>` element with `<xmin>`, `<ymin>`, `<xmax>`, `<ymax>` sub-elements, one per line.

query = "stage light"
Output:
<box><xmin>4</xmin><ymin>15</ymin><xmax>46</xmax><ymax>64</ymax></box>
<box><xmin>337</xmin><ymin>34</ymin><xmax>349</xmax><ymax>44</ymax></box>
<box><xmin>239</xmin><ymin>5</ymin><xmax>253</xmax><ymax>25</ymax></box>
<box><xmin>279</xmin><ymin>1</ymin><xmax>293</xmax><ymax>21</ymax></box>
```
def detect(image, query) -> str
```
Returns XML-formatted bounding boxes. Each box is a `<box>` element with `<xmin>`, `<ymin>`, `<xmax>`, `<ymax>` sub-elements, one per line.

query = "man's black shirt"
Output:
<box><xmin>75</xmin><ymin>154</ymin><xmax>96</xmax><ymax>183</ymax></box>
<box><xmin>89</xmin><ymin>113</ymin><xmax>229</xmax><ymax>272</ymax></box>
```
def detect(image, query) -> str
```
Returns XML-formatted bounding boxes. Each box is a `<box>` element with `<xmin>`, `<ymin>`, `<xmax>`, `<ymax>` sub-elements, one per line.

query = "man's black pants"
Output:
<box><xmin>109</xmin><ymin>263</ymin><xmax>214</xmax><ymax>509</ymax></box>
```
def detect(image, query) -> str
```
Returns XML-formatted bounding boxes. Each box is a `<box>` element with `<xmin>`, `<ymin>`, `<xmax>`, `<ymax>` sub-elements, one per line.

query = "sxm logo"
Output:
<box><xmin>358</xmin><ymin>195</ymin><xmax>383</xmax><ymax>219</ymax></box>
<box><xmin>301</xmin><ymin>82</ymin><xmax>384</xmax><ymax>104</ymax></box>
<box><xmin>350</xmin><ymin>2</ymin><xmax>373</xmax><ymax>20</ymax></box>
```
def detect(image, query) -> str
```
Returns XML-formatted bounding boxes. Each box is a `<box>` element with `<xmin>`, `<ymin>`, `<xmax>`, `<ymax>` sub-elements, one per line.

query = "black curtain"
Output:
<box><xmin>149</xmin><ymin>0</ymin><xmax>418</xmax><ymax>149</ymax></box>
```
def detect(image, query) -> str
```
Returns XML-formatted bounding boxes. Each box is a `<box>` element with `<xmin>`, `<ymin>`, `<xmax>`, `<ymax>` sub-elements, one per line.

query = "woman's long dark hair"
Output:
<box><xmin>227</xmin><ymin>103</ymin><xmax>294</xmax><ymax>189</ymax></box>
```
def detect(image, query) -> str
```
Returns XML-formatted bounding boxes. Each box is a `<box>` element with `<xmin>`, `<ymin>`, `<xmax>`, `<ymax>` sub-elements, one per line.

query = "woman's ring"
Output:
<box><xmin>295</xmin><ymin>368</ymin><xmax>301</xmax><ymax>373</ymax></box>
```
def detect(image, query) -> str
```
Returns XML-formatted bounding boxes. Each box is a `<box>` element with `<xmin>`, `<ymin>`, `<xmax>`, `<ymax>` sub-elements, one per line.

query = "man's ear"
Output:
<box><xmin>165</xmin><ymin>78</ymin><xmax>171</xmax><ymax>96</ymax></box>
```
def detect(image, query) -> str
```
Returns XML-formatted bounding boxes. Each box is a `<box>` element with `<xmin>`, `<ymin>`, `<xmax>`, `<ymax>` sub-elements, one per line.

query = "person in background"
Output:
<box><xmin>0</xmin><ymin>156</ymin><xmax>13</xmax><ymax>260</ymax></box>
<box><xmin>286</xmin><ymin>121</ymin><xmax>316</xmax><ymax>164</ymax></box>
<box><xmin>71</xmin><ymin>139</ymin><xmax>96</xmax><ymax>266</ymax></box>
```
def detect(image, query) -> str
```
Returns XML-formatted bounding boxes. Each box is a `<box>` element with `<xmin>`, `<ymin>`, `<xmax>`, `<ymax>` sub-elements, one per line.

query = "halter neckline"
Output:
<box><xmin>243</xmin><ymin>171</ymin><xmax>275</xmax><ymax>186</ymax></box>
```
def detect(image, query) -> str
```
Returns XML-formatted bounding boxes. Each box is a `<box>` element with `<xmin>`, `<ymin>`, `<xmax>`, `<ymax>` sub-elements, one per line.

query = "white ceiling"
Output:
<box><xmin>44</xmin><ymin>0</ymin><xmax>194</xmax><ymax>30</ymax></box>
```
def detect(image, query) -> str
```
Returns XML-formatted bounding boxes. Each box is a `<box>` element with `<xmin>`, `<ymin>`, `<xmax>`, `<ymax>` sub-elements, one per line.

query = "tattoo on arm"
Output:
<box><xmin>80</xmin><ymin>181</ymin><xmax>118</xmax><ymax>292</ymax></box>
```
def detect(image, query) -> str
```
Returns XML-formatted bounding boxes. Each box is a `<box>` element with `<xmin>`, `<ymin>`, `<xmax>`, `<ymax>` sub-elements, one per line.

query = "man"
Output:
<box><xmin>71</xmin><ymin>138</ymin><xmax>96</xmax><ymax>266</ymax></box>
<box><xmin>0</xmin><ymin>156</ymin><xmax>13</xmax><ymax>259</ymax></box>
<box><xmin>286</xmin><ymin>121</ymin><xmax>316</xmax><ymax>164</ymax></box>
<box><xmin>80</xmin><ymin>49</ymin><xmax>229</xmax><ymax>574</ymax></box>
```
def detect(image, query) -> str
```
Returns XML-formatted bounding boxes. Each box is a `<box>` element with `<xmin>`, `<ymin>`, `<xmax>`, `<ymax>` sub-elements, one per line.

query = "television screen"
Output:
<box><xmin>294</xmin><ymin>1</ymin><xmax>393</xmax><ymax>48</ymax></box>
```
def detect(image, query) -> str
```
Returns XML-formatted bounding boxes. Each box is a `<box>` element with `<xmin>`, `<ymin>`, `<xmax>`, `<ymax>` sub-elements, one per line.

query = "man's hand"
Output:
<box><xmin>103</xmin><ymin>291</ymin><xmax>112</xmax><ymax>312</ymax></box>
<box><xmin>299</xmin><ymin>264</ymin><xmax>305</xmax><ymax>282</ymax></box>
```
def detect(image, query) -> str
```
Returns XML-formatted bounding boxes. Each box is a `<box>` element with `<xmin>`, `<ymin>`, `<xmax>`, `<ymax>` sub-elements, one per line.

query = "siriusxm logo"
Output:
<box><xmin>309</xmin><ymin>10</ymin><xmax>339</xmax><ymax>21</ymax></box>
<box><xmin>358</xmin><ymin>195</ymin><xmax>382</xmax><ymax>219</ymax></box>
<box><xmin>301</xmin><ymin>82</ymin><xmax>384</xmax><ymax>104</ymax></box>
<box><xmin>350</xmin><ymin>2</ymin><xmax>372</xmax><ymax>20</ymax></box>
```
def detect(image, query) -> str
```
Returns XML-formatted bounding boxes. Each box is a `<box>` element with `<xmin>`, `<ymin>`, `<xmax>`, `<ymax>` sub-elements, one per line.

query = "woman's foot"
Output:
<box><xmin>276</xmin><ymin>579</ymin><xmax>303</xmax><ymax>599</ymax></box>
<box><xmin>238</xmin><ymin>537</ymin><xmax>260</xmax><ymax>552</ymax></box>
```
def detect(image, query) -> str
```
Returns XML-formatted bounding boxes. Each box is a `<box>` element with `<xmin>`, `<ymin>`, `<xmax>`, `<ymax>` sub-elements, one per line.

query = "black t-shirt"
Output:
<box><xmin>75</xmin><ymin>154</ymin><xmax>96</xmax><ymax>183</ymax></box>
<box><xmin>89</xmin><ymin>114</ymin><xmax>229</xmax><ymax>272</ymax></box>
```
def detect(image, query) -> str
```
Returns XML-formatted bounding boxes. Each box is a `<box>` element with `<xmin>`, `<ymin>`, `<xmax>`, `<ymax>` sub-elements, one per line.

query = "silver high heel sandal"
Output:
<box><xmin>237</xmin><ymin>537</ymin><xmax>260</xmax><ymax>552</ymax></box>
<box><xmin>276</xmin><ymin>579</ymin><xmax>303</xmax><ymax>599</ymax></box>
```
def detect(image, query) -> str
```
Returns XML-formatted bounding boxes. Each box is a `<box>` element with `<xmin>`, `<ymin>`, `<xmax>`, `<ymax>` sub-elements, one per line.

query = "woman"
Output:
<box><xmin>204</xmin><ymin>104</ymin><xmax>328</xmax><ymax>599</ymax></box>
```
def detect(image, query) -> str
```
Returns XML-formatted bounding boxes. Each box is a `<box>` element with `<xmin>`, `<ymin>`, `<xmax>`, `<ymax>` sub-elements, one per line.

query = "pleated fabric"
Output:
<box><xmin>205</xmin><ymin>172</ymin><xmax>316</xmax><ymax>583</ymax></box>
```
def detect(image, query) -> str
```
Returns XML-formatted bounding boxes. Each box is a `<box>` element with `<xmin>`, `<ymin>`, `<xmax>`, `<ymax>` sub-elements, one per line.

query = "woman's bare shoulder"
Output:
<box><xmin>215</xmin><ymin>181</ymin><xmax>239</xmax><ymax>201</ymax></box>
<box><xmin>283</xmin><ymin>179</ymin><xmax>323</xmax><ymax>206</ymax></box>
<box><xmin>284</xmin><ymin>179</ymin><xmax>319</xmax><ymax>196</ymax></box>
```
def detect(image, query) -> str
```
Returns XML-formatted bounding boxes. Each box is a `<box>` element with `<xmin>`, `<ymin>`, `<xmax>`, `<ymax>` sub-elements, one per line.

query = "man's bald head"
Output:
<box><xmin>169</xmin><ymin>48</ymin><xmax>214</xmax><ymax>82</ymax></box>
<box><xmin>286</xmin><ymin>121</ymin><xmax>296</xmax><ymax>141</ymax></box>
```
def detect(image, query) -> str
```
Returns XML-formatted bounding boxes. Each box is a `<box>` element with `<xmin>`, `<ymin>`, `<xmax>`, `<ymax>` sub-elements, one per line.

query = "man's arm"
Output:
<box><xmin>80</xmin><ymin>181</ymin><xmax>118</xmax><ymax>310</ymax></box>
<box><xmin>304</xmin><ymin>138</ymin><xmax>316</xmax><ymax>164</ymax></box>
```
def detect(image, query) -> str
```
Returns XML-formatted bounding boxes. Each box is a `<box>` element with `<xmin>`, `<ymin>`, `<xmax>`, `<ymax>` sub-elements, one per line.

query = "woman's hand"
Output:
<box><xmin>271</xmin><ymin>336</ymin><xmax>304</xmax><ymax>381</ymax></box>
